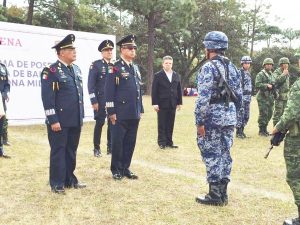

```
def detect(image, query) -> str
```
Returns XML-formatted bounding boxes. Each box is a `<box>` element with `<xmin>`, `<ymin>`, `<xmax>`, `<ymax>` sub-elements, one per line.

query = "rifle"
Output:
<box><xmin>269</xmin><ymin>82</ymin><xmax>279</xmax><ymax>100</ymax></box>
<box><xmin>264</xmin><ymin>131</ymin><xmax>286</xmax><ymax>159</ymax></box>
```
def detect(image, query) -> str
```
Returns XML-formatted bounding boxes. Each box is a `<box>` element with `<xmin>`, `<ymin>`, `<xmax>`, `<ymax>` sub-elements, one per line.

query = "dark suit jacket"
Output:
<box><xmin>151</xmin><ymin>70</ymin><xmax>182</xmax><ymax>109</ymax></box>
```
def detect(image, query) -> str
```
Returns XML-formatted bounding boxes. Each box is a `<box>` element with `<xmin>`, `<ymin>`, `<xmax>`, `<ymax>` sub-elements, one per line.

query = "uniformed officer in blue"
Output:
<box><xmin>105</xmin><ymin>34</ymin><xmax>144</xmax><ymax>180</ymax></box>
<box><xmin>88</xmin><ymin>40</ymin><xmax>114</xmax><ymax>157</ymax></box>
<box><xmin>195</xmin><ymin>31</ymin><xmax>243</xmax><ymax>206</ymax></box>
<box><xmin>41</xmin><ymin>34</ymin><xmax>86</xmax><ymax>194</ymax></box>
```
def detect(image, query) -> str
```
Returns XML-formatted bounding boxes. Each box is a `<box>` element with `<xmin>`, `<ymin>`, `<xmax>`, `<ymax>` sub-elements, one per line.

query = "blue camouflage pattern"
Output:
<box><xmin>237</xmin><ymin>68</ymin><xmax>252</xmax><ymax>128</ymax></box>
<box><xmin>203</xmin><ymin>31</ymin><xmax>228</xmax><ymax>50</ymax></box>
<box><xmin>195</xmin><ymin>56</ymin><xmax>243</xmax><ymax>183</ymax></box>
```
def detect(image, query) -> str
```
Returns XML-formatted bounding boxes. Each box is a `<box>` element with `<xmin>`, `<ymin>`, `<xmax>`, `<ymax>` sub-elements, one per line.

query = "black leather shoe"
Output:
<box><xmin>93</xmin><ymin>149</ymin><xmax>101</xmax><ymax>157</ymax></box>
<box><xmin>167</xmin><ymin>145</ymin><xmax>178</xmax><ymax>148</ymax></box>
<box><xmin>123</xmin><ymin>169</ymin><xmax>138</xmax><ymax>179</ymax></box>
<box><xmin>159</xmin><ymin>145</ymin><xmax>166</xmax><ymax>149</ymax></box>
<box><xmin>112</xmin><ymin>172</ymin><xmax>123</xmax><ymax>180</ymax></box>
<box><xmin>51</xmin><ymin>186</ymin><xmax>65</xmax><ymax>194</ymax></box>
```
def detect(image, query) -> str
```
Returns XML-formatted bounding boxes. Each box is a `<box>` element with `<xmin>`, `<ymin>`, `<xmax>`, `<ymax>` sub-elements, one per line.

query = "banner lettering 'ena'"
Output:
<box><xmin>0</xmin><ymin>22</ymin><xmax>116</xmax><ymax>125</ymax></box>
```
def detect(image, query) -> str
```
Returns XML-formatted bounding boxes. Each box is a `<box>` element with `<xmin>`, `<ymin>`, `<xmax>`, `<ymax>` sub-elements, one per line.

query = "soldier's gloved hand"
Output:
<box><xmin>110</xmin><ymin>114</ymin><xmax>117</xmax><ymax>125</ymax></box>
<box><xmin>197</xmin><ymin>125</ymin><xmax>205</xmax><ymax>137</ymax></box>
<box><xmin>92</xmin><ymin>103</ymin><xmax>99</xmax><ymax>112</ymax></box>
<box><xmin>51</xmin><ymin>122</ymin><xmax>62</xmax><ymax>132</ymax></box>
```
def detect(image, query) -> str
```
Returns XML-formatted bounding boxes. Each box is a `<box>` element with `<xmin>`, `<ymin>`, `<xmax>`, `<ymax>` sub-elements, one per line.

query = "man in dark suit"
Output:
<box><xmin>151</xmin><ymin>55</ymin><xmax>182</xmax><ymax>149</ymax></box>
<box><xmin>105</xmin><ymin>34</ymin><xmax>144</xmax><ymax>180</ymax></box>
<box><xmin>88</xmin><ymin>40</ymin><xmax>114</xmax><ymax>157</ymax></box>
<box><xmin>41</xmin><ymin>34</ymin><xmax>86</xmax><ymax>194</ymax></box>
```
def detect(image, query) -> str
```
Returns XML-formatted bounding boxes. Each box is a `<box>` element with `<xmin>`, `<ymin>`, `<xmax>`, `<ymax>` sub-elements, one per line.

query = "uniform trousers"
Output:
<box><xmin>47</xmin><ymin>125</ymin><xmax>81</xmax><ymax>188</ymax></box>
<box><xmin>93</xmin><ymin>118</ymin><xmax>111</xmax><ymax>150</ymax></box>
<box><xmin>197</xmin><ymin>125</ymin><xmax>234</xmax><ymax>183</ymax></box>
<box><xmin>110</xmin><ymin>119</ymin><xmax>139</xmax><ymax>174</ymax></box>
<box><xmin>284</xmin><ymin>134</ymin><xmax>300</xmax><ymax>206</ymax></box>
<box><xmin>157</xmin><ymin>108</ymin><xmax>176</xmax><ymax>146</ymax></box>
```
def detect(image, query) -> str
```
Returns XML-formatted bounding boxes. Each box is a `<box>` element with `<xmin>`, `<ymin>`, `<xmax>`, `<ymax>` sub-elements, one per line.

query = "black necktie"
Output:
<box><xmin>67</xmin><ymin>65</ymin><xmax>75</xmax><ymax>76</ymax></box>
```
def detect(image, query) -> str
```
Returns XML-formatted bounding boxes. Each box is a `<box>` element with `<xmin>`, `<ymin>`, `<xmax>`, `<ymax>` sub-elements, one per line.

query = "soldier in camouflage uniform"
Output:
<box><xmin>272</xmin><ymin>78</ymin><xmax>300</xmax><ymax>225</ymax></box>
<box><xmin>255</xmin><ymin>58</ymin><xmax>275</xmax><ymax>136</ymax></box>
<box><xmin>273</xmin><ymin>57</ymin><xmax>290</xmax><ymax>127</ymax></box>
<box><xmin>195</xmin><ymin>31</ymin><xmax>243</xmax><ymax>206</ymax></box>
<box><xmin>236</xmin><ymin>56</ymin><xmax>252</xmax><ymax>139</ymax></box>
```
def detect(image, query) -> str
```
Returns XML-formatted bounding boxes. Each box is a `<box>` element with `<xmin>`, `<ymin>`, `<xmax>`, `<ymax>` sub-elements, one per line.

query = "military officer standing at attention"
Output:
<box><xmin>41</xmin><ymin>34</ymin><xmax>86</xmax><ymax>194</ymax></box>
<box><xmin>88</xmin><ymin>40</ymin><xmax>114</xmax><ymax>157</ymax></box>
<box><xmin>272</xmin><ymin>77</ymin><xmax>300</xmax><ymax>225</ymax></box>
<box><xmin>195</xmin><ymin>31</ymin><xmax>243</xmax><ymax>206</ymax></box>
<box><xmin>272</xmin><ymin>57</ymin><xmax>290</xmax><ymax>127</ymax></box>
<box><xmin>236</xmin><ymin>56</ymin><xmax>252</xmax><ymax>139</ymax></box>
<box><xmin>105</xmin><ymin>34</ymin><xmax>144</xmax><ymax>180</ymax></box>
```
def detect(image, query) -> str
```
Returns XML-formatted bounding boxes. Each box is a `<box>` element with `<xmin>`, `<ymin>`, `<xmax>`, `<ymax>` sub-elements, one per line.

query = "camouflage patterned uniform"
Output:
<box><xmin>275</xmin><ymin>78</ymin><xmax>300</xmax><ymax>225</ymax></box>
<box><xmin>236</xmin><ymin>56</ymin><xmax>252</xmax><ymax>138</ymax></box>
<box><xmin>255</xmin><ymin>58</ymin><xmax>275</xmax><ymax>136</ymax></box>
<box><xmin>273</xmin><ymin>58</ymin><xmax>290</xmax><ymax>127</ymax></box>
<box><xmin>195</xmin><ymin>31</ymin><xmax>243</xmax><ymax>206</ymax></box>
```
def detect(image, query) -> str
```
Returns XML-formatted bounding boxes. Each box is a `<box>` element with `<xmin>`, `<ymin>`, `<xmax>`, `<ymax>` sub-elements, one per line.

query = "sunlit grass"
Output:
<box><xmin>0</xmin><ymin>96</ymin><xmax>296</xmax><ymax>225</ymax></box>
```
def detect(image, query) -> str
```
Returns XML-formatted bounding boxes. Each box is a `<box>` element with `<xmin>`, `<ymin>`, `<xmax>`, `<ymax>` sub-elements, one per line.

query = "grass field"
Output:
<box><xmin>0</xmin><ymin>96</ymin><xmax>297</xmax><ymax>225</ymax></box>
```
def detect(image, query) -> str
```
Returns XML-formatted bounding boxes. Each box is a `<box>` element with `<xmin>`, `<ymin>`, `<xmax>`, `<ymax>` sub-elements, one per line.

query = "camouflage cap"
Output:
<box><xmin>203</xmin><ymin>31</ymin><xmax>228</xmax><ymax>50</ymax></box>
<box><xmin>278</xmin><ymin>57</ymin><xmax>290</xmax><ymax>65</ymax></box>
<box><xmin>262</xmin><ymin>58</ymin><xmax>274</xmax><ymax>66</ymax></box>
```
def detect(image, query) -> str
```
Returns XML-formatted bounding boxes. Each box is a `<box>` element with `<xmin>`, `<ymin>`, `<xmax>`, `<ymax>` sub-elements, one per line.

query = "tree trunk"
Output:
<box><xmin>67</xmin><ymin>5</ymin><xmax>75</xmax><ymax>30</ymax></box>
<box><xmin>3</xmin><ymin>0</ymin><xmax>6</xmax><ymax>7</ymax></box>
<box><xmin>26</xmin><ymin>0</ymin><xmax>35</xmax><ymax>25</ymax></box>
<box><xmin>146</xmin><ymin>12</ymin><xmax>155</xmax><ymax>95</ymax></box>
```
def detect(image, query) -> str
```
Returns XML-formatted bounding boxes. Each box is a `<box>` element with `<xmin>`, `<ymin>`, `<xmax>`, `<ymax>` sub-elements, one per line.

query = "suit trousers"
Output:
<box><xmin>110</xmin><ymin>119</ymin><xmax>140</xmax><ymax>174</ymax></box>
<box><xmin>47</xmin><ymin>125</ymin><xmax>81</xmax><ymax>188</ymax></box>
<box><xmin>157</xmin><ymin>108</ymin><xmax>176</xmax><ymax>146</ymax></box>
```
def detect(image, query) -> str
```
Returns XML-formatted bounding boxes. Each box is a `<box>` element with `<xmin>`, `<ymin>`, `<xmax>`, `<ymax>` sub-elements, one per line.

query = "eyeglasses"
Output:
<box><xmin>123</xmin><ymin>46</ymin><xmax>137</xmax><ymax>50</ymax></box>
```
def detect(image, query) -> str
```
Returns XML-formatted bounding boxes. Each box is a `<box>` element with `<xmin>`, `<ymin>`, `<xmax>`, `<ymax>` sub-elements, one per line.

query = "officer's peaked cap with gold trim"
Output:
<box><xmin>116</xmin><ymin>34</ymin><xmax>136</xmax><ymax>47</ymax></box>
<box><xmin>98</xmin><ymin>39</ymin><xmax>114</xmax><ymax>52</ymax></box>
<box><xmin>52</xmin><ymin>34</ymin><xmax>75</xmax><ymax>50</ymax></box>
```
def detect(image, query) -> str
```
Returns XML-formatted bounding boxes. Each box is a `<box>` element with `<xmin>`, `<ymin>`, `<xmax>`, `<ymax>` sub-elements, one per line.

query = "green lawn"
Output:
<box><xmin>0</xmin><ymin>96</ymin><xmax>296</xmax><ymax>225</ymax></box>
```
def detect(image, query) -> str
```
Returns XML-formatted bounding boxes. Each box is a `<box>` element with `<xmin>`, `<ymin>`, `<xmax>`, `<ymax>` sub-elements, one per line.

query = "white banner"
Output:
<box><xmin>0</xmin><ymin>22</ymin><xmax>116</xmax><ymax>125</ymax></box>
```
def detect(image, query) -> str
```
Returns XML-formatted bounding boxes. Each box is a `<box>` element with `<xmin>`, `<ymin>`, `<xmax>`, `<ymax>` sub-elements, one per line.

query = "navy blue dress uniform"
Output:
<box><xmin>151</xmin><ymin>68</ymin><xmax>182</xmax><ymax>148</ymax></box>
<box><xmin>105</xmin><ymin>34</ymin><xmax>144</xmax><ymax>180</ymax></box>
<box><xmin>0</xmin><ymin>62</ymin><xmax>10</xmax><ymax>157</ymax></box>
<box><xmin>41</xmin><ymin>34</ymin><xmax>85</xmax><ymax>193</ymax></box>
<box><xmin>88</xmin><ymin>40</ymin><xmax>114</xmax><ymax>157</ymax></box>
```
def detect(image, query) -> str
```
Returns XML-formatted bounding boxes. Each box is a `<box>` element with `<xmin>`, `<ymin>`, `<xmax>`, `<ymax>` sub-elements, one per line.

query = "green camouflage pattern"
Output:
<box><xmin>273</xmin><ymin>68</ymin><xmax>290</xmax><ymax>126</ymax></box>
<box><xmin>276</xmin><ymin>78</ymin><xmax>300</xmax><ymax>206</ymax></box>
<box><xmin>255</xmin><ymin>69</ymin><xmax>275</xmax><ymax>127</ymax></box>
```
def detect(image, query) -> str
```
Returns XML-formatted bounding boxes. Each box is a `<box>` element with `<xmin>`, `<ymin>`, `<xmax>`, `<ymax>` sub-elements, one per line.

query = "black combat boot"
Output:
<box><xmin>283</xmin><ymin>205</ymin><xmax>300</xmax><ymax>225</ymax></box>
<box><xmin>220</xmin><ymin>178</ymin><xmax>229</xmax><ymax>205</ymax></box>
<box><xmin>259</xmin><ymin>126</ymin><xmax>268</xmax><ymax>136</ymax></box>
<box><xmin>195</xmin><ymin>182</ymin><xmax>224</xmax><ymax>206</ymax></box>
<box><xmin>236</xmin><ymin>127</ymin><xmax>244</xmax><ymax>139</ymax></box>
<box><xmin>241</xmin><ymin>126</ymin><xmax>247</xmax><ymax>138</ymax></box>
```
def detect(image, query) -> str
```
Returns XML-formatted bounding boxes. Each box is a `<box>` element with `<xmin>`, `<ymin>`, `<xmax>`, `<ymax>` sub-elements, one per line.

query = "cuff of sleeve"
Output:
<box><xmin>47</xmin><ymin>115</ymin><xmax>59</xmax><ymax>125</ymax></box>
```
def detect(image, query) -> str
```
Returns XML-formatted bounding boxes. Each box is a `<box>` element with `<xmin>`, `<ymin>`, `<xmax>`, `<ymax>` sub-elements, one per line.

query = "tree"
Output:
<box><xmin>26</xmin><ymin>0</ymin><xmax>35</xmax><ymax>25</ymax></box>
<box><xmin>281</xmin><ymin>28</ymin><xmax>300</xmax><ymax>49</ymax></box>
<box><xmin>242</xmin><ymin>0</ymin><xmax>270</xmax><ymax>58</ymax></box>
<box><xmin>110</xmin><ymin>0</ymin><xmax>197</xmax><ymax>94</ymax></box>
